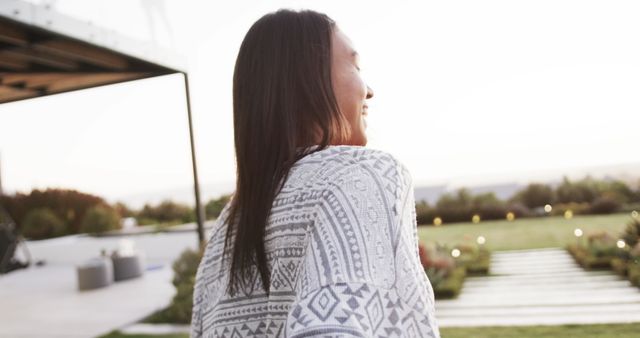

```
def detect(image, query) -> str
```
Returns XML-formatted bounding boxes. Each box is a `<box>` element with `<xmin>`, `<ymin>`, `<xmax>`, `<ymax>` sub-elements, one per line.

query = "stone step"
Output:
<box><xmin>458</xmin><ymin>270</ymin><xmax>615</xmax><ymax>286</ymax></box>
<box><xmin>437</xmin><ymin>308</ymin><xmax>640</xmax><ymax>327</ymax></box>
<box><xmin>492</xmin><ymin>256</ymin><xmax>576</xmax><ymax>264</ymax></box>
<box><xmin>489</xmin><ymin>264</ymin><xmax>585</xmax><ymax>275</ymax></box>
<box><xmin>435</xmin><ymin>301</ymin><xmax>640</xmax><ymax>318</ymax></box>
<box><xmin>491</xmin><ymin>253</ymin><xmax>572</xmax><ymax>261</ymax></box>
<box><xmin>493</xmin><ymin>247</ymin><xmax>568</xmax><ymax>254</ymax></box>
<box><xmin>491</xmin><ymin>257</ymin><xmax>576</xmax><ymax>267</ymax></box>
<box><xmin>490</xmin><ymin>254</ymin><xmax>574</xmax><ymax>264</ymax></box>
<box><xmin>435</xmin><ymin>292</ymin><xmax>640</xmax><ymax>308</ymax></box>
<box><xmin>491</xmin><ymin>248</ymin><xmax>570</xmax><ymax>257</ymax></box>
<box><xmin>456</xmin><ymin>285</ymin><xmax>639</xmax><ymax>301</ymax></box>
<box><xmin>461</xmin><ymin>279</ymin><xmax>633</xmax><ymax>294</ymax></box>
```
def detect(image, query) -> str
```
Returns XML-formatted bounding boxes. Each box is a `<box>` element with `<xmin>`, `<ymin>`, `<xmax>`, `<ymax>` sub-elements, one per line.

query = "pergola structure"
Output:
<box><xmin>0</xmin><ymin>1</ymin><xmax>206</xmax><ymax>246</ymax></box>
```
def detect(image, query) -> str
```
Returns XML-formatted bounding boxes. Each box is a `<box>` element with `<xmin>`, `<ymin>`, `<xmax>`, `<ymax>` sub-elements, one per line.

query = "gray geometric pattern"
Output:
<box><xmin>191</xmin><ymin>145</ymin><xmax>440</xmax><ymax>337</ymax></box>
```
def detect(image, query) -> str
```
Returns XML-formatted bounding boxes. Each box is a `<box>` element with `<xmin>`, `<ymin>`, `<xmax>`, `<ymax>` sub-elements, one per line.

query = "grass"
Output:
<box><xmin>99</xmin><ymin>323</ymin><xmax>640</xmax><ymax>338</ymax></box>
<box><xmin>440</xmin><ymin>322</ymin><xmax>640</xmax><ymax>338</ymax></box>
<box><xmin>418</xmin><ymin>212</ymin><xmax>633</xmax><ymax>251</ymax></box>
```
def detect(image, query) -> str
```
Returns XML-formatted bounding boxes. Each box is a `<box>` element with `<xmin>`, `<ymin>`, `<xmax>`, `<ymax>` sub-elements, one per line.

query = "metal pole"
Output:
<box><xmin>182</xmin><ymin>72</ymin><xmax>206</xmax><ymax>248</ymax></box>
<box><xmin>0</xmin><ymin>151</ymin><xmax>4</xmax><ymax>197</ymax></box>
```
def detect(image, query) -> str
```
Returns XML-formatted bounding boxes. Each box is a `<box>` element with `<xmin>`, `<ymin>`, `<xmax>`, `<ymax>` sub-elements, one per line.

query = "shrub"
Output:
<box><xmin>437</xmin><ymin>189</ymin><xmax>473</xmax><ymax>210</ymax></box>
<box><xmin>600</xmin><ymin>180</ymin><xmax>635</xmax><ymax>204</ymax></box>
<box><xmin>631</xmin><ymin>242</ymin><xmax>640</xmax><ymax>259</ymax></box>
<box><xmin>512</xmin><ymin>183</ymin><xmax>555</xmax><ymax>209</ymax></box>
<box><xmin>145</xmin><ymin>248</ymin><xmax>203</xmax><ymax>324</ymax></box>
<box><xmin>555</xmin><ymin>176</ymin><xmax>599</xmax><ymax>204</ymax></box>
<box><xmin>205</xmin><ymin>194</ymin><xmax>232</xmax><ymax>220</ymax></box>
<box><xmin>419</xmin><ymin>242</ymin><xmax>455</xmax><ymax>284</ymax></box>
<box><xmin>505</xmin><ymin>202</ymin><xmax>532</xmax><ymax>218</ymax></box>
<box><xmin>137</xmin><ymin>200</ymin><xmax>195</xmax><ymax>225</ymax></box>
<box><xmin>80</xmin><ymin>204</ymin><xmax>120</xmax><ymax>234</ymax></box>
<box><xmin>432</xmin><ymin>266</ymin><xmax>466</xmax><ymax>299</ymax></box>
<box><xmin>476</xmin><ymin>204</ymin><xmax>508</xmax><ymax>221</ymax></box>
<box><xmin>21</xmin><ymin>207</ymin><xmax>66</xmax><ymax>239</ymax></box>
<box><xmin>113</xmin><ymin>201</ymin><xmax>136</xmax><ymax>218</ymax></box>
<box><xmin>589</xmin><ymin>196</ymin><xmax>621</xmax><ymax>214</ymax></box>
<box><xmin>568</xmin><ymin>242</ymin><xmax>615</xmax><ymax>270</ymax></box>
<box><xmin>620</xmin><ymin>203</ymin><xmax>640</xmax><ymax>213</ymax></box>
<box><xmin>551</xmin><ymin>202</ymin><xmax>591</xmax><ymax>216</ymax></box>
<box><xmin>471</xmin><ymin>192</ymin><xmax>502</xmax><ymax>209</ymax></box>
<box><xmin>436</xmin><ymin>207</ymin><xmax>473</xmax><ymax>224</ymax></box>
<box><xmin>587</xmin><ymin>231</ymin><xmax>618</xmax><ymax>258</ymax></box>
<box><xmin>415</xmin><ymin>205</ymin><xmax>437</xmax><ymax>226</ymax></box>
<box><xmin>622</xmin><ymin>217</ymin><xmax>640</xmax><ymax>248</ymax></box>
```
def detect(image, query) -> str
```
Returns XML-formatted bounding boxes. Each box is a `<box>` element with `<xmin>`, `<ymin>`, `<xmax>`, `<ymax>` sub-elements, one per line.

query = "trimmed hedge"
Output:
<box><xmin>611</xmin><ymin>258</ymin><xmax>628</xmax><ymax>276</ymax></box>
<box><xmin>432</xmin><ymin>266</ymin><xmax>466</xmax><ymax>299</ymax></box>
<box><xmin>144</xmin><ymin>248</ymin><xmax>203</xmax><ymax>324</ymax></box>
<box><xmin>420</xmin><ymin>242</ymin><xmax>491</xmax><ymax>299</ymax></box>
<box><xmin>566</xmin><ymin>244</ymin><xmax>613</xmax><ymax>270</ymax></box>
<box><xmin>629</xmin><ymin>263</ymin><xmax>640</xmax><ymax>287</ymax></box>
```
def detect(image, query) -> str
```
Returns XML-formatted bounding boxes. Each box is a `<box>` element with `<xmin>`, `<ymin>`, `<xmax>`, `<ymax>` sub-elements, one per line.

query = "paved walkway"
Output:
<box><xmin>434</xmin><ymin>247</ymin><xmax>640</xmax><ymax>327</ymax></box>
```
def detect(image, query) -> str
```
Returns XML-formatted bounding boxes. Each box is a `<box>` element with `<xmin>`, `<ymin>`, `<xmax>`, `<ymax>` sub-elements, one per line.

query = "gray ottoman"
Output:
<box><xmin>76</xmin><ymin>257</ymin><xmax>113</xmax><ymax>291</ymax></box>
<box><xmin>111</xmin><ymin>253</ymin><xmax>144</xmax><ymax>281</ymax></box>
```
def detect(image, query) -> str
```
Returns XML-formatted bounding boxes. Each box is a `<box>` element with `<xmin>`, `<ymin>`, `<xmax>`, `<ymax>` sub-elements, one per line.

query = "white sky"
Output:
<box><xmin>1</xmin><ymin>0</ymin><xmax>639</xmax><ymax>207</ymax></box>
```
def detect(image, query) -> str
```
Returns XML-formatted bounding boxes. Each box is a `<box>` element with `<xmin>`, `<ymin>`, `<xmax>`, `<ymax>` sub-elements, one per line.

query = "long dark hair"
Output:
<box><xmin>225</xmin><ymin>9</ymin><xmax>351</xmax><ymax>296</ymax></box>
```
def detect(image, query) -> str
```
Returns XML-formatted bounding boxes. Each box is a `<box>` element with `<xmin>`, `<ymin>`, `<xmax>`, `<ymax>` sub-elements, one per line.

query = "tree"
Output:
<box><xmin>21</xmin><ymin>207</ymin><xmax>66</xmax><ymax>239</ymax></box>
<box><xmin>80</xmin><ymin>204</ymin><xmax>121</xmax><ymax>234</ymax></box>
<box><xmin>555</xmin><ymin>176</ymin><xmax>598</xmax><ymax>204</ymax></box>
<box><xmin>138</xmin><ymin>199</ymin><xmax>194</xmax><ymax>224</ymax></box>
<box><xmin>512</xmin><ymin>183</ymin><xmax>554</xmax><ymax>209</ymax></box>
<box><xmin>205</xmin><ymin>194</ymin><xmax>232</xmax><ymax>220</ymax></box>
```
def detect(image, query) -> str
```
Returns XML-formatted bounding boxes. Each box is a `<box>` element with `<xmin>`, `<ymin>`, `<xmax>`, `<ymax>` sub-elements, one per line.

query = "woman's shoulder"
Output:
<box><xmin>298</xmin><ymin>145</ymin><xmax>402</xmax><ymax>165</ymax></box>
<box><xmin>288</xmin><ymin>145</ymin><xmax>412</xmax><ymax>194</ymax></box>
<box><xmin>291</xmin><ymin>145</ymin><xmax>413</xmax><ymax>200</ymax></box>
<box><xmin>297</xmin><ymin>145</ymin><xmax>410</xmax><ymax>177</ymax></box>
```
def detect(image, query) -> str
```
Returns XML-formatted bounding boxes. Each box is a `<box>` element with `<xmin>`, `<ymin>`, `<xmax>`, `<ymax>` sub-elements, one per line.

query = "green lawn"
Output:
<box><xmin>440</xmin><ymin>322</ymin><xmax>640</xmax><ymax>338</ymax></box>
<box><xmin>101</xmin><ymin>322</ymin><xmax>640</xmax><ymax>338</ymax></box>
<box><xmin>418</xmin><ymin>212</ymin><xmax>633</xmax><ymax>251</ymax></box>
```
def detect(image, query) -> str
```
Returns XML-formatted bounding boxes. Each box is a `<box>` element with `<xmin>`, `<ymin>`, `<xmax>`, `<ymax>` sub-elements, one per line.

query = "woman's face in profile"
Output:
<box><xmin>331</xmin><ymin>27</ymin><xmax>374</xmax><ymax>146</ymax></box>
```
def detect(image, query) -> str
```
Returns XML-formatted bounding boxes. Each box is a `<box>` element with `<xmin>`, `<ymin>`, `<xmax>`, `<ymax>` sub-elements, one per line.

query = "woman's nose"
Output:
<box><xmin>366</xmin><ymin>85</ymin><xmax>374</xmax><ymax>99</ymax></box>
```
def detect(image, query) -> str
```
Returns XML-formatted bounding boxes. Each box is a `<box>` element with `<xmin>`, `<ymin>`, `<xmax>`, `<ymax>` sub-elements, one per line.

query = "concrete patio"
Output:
<box><xmin>0</xmin><ymin>226</ymin><xmax>213</xmax><ymax>338</ymax></box>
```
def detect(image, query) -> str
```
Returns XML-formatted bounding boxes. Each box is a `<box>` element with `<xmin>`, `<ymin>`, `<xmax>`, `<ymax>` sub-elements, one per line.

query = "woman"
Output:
<box><xmin>191</xmin><ymin>9</ymin><xmax>440</xmax><ymax>338</ymax></box>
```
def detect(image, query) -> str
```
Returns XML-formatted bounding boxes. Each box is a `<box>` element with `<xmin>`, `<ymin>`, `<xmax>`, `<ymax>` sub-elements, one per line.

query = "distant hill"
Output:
<box><xmin>414</xmin><ymin>182</ymin><xmax>525</xmax><ymax>205</ymax></box>
<box><xmin>413</xmin><ymin>161</ymin><xmax>640</xmax><ymax>205</ymax></box>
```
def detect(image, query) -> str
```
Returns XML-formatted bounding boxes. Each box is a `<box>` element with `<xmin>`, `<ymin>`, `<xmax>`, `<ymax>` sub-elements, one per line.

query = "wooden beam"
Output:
<box><xmin>0</xmin><ymin>72</ymin><xmax>151</xmax><ymax>103</ymax></box>
<box><xmin>45</xmin><ymin>72</ymin><xmax>148</xmax><ymax>93</ymax></box>
<box><xmin>0</xmin><ymin>21</ymin><xmax>29</xmax><ymax>46</ymax></box>
<box><xmin>0</xmin><ymin>85</ymin><xmax>37</xmax><ymax>102</ymax></box>
<box><xmin>1</xmin><ymin>73</ymin><xmax>73</xmax><ymax>89</ymax></box>
<box><xmin>0</xmin><ymin>53</ymin><xmax>28</xmax><ymax>70</ymax></box>
<box><xmin>33</xmin><ymin>40</ymin><xmax>129</xmax><ymax>71</ymax></box>
<box><xmin>1</xmin><ymin>48</ymin><xmax>78</xmax><ymax>71</ymax></box>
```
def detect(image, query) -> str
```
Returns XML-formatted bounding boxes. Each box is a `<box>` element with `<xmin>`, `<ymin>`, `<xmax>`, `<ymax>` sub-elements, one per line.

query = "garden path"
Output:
<box><xmin>435</xmin><ymin>247</ymin><xmax>640</xmax><ymax>327</ymax></box>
